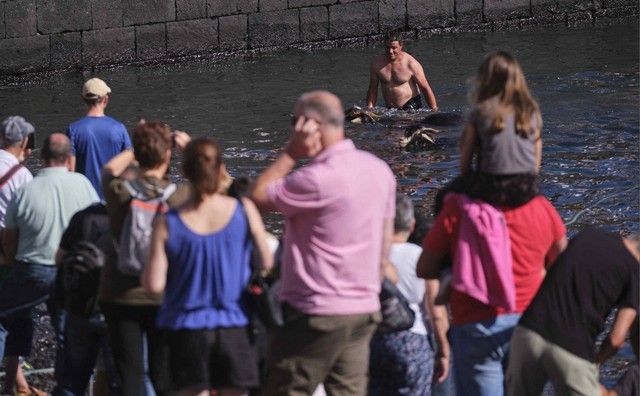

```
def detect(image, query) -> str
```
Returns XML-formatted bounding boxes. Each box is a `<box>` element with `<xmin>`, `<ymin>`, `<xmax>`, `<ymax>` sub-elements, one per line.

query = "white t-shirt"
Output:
<box><xmin>0</xmin><ymin>149</ymin><xmax>32</xmax><ymax>228</ymax></box>
<box><xmin>389</xmin><ymin>242</ymin><xmax>427</xmax><ymax>335</ymax></box>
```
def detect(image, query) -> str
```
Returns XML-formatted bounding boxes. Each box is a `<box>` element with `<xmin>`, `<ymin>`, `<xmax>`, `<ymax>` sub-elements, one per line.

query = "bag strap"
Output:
<box><xmin>0</xmin><ymin>164</ymin><xmax>23</xmax><ymax>190</ymax></box>
<box><xmin>122</xmin><ymin>179</ymin><xmax>176</xmax><ymax>202</ymax></box>
<box><xmin>237</xmin><ymin>199</ymin><xmax>261</xmax><ymax>276</ymax></box>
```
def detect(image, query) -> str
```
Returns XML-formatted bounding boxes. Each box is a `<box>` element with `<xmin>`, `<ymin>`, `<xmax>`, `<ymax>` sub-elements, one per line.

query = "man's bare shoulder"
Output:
<box><xmin>371</xmin><ymin>54</ymin><xmax>389</xmax><ymax>69</ymax></box>
<box><xmin>404</xmin><ymin>52</ymin><xmax>423</xmax><ymax>68</ymax></box>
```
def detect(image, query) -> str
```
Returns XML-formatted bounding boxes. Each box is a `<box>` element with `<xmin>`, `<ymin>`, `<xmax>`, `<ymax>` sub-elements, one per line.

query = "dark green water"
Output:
<box><xmin>0</xmin><ymin>23</ymin><xmax>637</xmax><ymax>235</ymax></box>
<box><xmin>0</xmin><ymin>21</ymin><xmax>637</xmax><ymax>390</ymax></box>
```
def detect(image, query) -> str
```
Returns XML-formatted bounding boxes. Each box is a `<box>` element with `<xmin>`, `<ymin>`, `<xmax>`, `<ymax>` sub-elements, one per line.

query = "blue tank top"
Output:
<box><xmin>156</xmin><ymin>201</ymin><xmax>253</xmax><ymax>330</ymax></box>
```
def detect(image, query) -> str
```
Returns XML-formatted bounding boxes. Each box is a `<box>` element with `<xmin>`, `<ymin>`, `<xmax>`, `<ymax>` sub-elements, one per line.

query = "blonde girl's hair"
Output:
<box><xmin>473</xmin><ymin>51</ymin><xmax>542</xmax><ymax>137</ymax></box>
<box><xmin>182</xmin><ymin>137</ymin><xmax>223</xmax><ymax>204</ymax></box>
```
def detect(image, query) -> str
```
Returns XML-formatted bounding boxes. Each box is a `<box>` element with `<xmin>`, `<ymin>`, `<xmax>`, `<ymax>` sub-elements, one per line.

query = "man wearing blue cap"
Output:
<box><xmin>67</xmin><ymin>78</ymin><xmax>132</xmax><ymax>199</ymax></box>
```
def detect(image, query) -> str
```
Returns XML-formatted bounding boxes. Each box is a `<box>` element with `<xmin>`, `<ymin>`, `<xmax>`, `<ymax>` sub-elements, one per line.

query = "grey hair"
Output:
<box><xmin>394</xmin><ymin>193</ymin><xmax>415</xmax><ymax>232</ymax></box>
<box><xmin>300</xmin><ymin>94</ymin><xmax>345</xmax><ymax>127</ymax></box>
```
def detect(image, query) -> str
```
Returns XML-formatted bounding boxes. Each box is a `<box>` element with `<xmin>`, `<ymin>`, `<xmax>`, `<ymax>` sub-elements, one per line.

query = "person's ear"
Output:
<box><xmin>409</xmin><ymin>219</ymin><xmax>416</xmax><ymax>234</ymax></box>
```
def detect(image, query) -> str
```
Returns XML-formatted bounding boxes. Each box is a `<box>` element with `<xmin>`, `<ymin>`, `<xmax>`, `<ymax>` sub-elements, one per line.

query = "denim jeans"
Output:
<box><xmin>0</xmin><ymin>263</ymin><xmax>57</xmax><ymax>360</ymax></box>
<box><xmin>52</xmin><ymin>312</ymin><xmax>119</xmax><ymax>396</ymax></box>
<box><xmin>449</xmin><ymin>313</ymin><xmax>520</xmax><ymax>396</ymax></box>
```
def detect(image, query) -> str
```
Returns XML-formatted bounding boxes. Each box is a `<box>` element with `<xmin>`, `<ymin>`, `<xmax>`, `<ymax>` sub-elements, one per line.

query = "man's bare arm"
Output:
<box><xmin>409</xmin><ymin>58</ymin><xmax>438</xmax><ymax>111</ymax></box>
<box><xmin>545</xmin><ymin>237</ymin><xmax>568</xmax><ymax>268</ymax></box>
<box><xmin>69</xmin><ymin>155</ymin><xmax>76</xmax><ymax>172</ymax></box>
<box><xmin>595</xmin><ymin>307</ymin><xmax>637</xmax><ymax>364</ymax></box>
<box><xmin>250</xmin><ymin>153</ymin><xmax>295</xmax><ymax>213</ymax></box>
<box><xmin>425</xmin><ymin>278</ymin><xmax>451</xmax><ymax>383</ymax></box>
<box><xmin>101</xmin><ymin>149</ymin><xmax>135</xmax><ymax>179</ymax></box>
<box><xmin>366</xmin><ymin>63</ymin><xmax>380</xmax><ymax>108</ymax></box>
<box><xmin>250</xmin><ymin>116</ymin><xmax>321</xmax><ymax>212</ymax></box>
<box><xmin>380</xmin><ymin>217</ymin><xmax>398</xmax><ymax>283</ymax></box>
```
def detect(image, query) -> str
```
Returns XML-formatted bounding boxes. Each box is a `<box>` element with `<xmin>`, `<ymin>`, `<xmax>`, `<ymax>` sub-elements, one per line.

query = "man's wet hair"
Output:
<box><xmin>394</xmin><ymin>193</ymin><xmax>415</xmax><ymax>233</ymax></box>
<box><xmin>384</xmin><ymin>30</ymin><xmax>404</xmax><ymax>45</ymax></box>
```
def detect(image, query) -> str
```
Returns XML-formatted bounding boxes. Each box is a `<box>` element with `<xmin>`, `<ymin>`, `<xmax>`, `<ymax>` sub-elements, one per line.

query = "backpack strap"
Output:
<box><xmin>0</xmin><ymin>164</ymin><xmax>23</xmax><ymax>190</ymax></box>
<box><xmin>122</xmin><ymin>179</ymin><xmax>176</xmax><ymax>202</ymax></box>
<box><xmin>237</xmin><ymin>199</ymin><xmax>261</xmax><ymax>276</ymax></box>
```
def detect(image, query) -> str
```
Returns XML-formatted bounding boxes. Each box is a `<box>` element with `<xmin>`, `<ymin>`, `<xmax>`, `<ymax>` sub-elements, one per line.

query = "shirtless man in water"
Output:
<box><xmin>366</xmin><ymin>33</ymin><xmax>438</xmax><ymax>111</ymax></box>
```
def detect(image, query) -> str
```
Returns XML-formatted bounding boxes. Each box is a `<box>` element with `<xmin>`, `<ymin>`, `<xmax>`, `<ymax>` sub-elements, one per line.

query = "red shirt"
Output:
<box><xmin>425</xmin><ymin>195</ymin><xmax>566</xmax><ymax>325</ymax></box>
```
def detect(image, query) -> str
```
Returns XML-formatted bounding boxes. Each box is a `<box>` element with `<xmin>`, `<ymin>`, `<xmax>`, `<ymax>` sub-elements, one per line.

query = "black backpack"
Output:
<box><xmin>55</xmin><ymin>204</ymin><xmax>112</xmax><ymax>317</ymax></box>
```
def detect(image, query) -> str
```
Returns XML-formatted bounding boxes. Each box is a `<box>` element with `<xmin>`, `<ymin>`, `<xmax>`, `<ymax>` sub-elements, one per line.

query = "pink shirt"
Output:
<box><xmin>267</xmin><ymin>139</ymin><xmax>396</xmax><ymax>315</ymax></box>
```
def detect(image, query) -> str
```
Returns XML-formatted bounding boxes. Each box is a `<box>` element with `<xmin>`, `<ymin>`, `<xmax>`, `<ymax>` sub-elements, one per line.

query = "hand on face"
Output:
<box><xmin>286</xmin><ymin>115</ymin><xmax>322</xmax><ymax>160</ymax></box>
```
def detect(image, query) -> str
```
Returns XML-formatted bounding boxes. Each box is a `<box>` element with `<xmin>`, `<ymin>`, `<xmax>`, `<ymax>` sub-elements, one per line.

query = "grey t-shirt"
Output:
<box><xmin>469</xmin><ymin>96</ymin><xmax>539</xmax><ymax>175</ymax></box>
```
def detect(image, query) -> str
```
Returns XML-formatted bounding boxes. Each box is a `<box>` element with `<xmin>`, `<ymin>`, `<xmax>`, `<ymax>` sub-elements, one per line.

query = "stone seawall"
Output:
<box><xmin>0</xmin><ymin>0</ymin><xmax>637</xmax><ymax>76</ymax></box>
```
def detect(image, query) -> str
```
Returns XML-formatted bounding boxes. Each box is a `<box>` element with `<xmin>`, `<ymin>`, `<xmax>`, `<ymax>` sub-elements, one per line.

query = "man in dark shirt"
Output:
<box><xmin>506</xmin><ymin>228</ymin><xmax>639</xmax><ymax>396</ymax></box>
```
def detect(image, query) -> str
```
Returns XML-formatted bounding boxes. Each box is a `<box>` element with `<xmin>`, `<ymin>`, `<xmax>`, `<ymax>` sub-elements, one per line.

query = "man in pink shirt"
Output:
<box><xmin>251</xmin><ymin>90</ymin><xmax>396</xmax><ymax>395</ymax></box>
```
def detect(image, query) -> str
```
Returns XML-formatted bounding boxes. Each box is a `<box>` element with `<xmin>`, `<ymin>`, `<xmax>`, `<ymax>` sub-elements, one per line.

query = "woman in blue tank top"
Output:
<box><xmin>142</xmin><ymin>137</ymin><xmax>273</xmax><ymax>396</ymax></box>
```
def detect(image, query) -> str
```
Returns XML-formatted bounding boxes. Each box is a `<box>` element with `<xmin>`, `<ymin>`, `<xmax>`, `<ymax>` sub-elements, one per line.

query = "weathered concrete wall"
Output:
<box><xmin>0</xmin><ymin>0</ymin><xmax>636</xmax><ymax>75</ymax></box>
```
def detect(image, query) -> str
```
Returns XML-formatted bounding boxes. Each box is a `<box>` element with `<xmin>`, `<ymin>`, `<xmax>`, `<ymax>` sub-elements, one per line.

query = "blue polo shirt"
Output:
<box><xmin>67</xmin><ymin>115</ymin><xmax>131</xmax><ymax>199</ymax></box>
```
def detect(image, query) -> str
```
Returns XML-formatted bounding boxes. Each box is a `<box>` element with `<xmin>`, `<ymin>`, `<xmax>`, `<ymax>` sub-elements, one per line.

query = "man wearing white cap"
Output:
<box><xmin>67</xmin><ymin>78</ymin><xmax>131</xmax><ymax>199</ymax></box>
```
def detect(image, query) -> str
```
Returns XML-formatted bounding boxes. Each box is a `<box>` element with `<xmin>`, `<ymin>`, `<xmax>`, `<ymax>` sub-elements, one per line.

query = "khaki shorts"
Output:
<box><xmin>506</xmin><ymin>326</ymin><xmax>600</xmax><ymax>396</ymax></box>
<box><xmin>264</xmin><ymin>305</ymin><xmax>380</xmax><ymax>396</ymax></box>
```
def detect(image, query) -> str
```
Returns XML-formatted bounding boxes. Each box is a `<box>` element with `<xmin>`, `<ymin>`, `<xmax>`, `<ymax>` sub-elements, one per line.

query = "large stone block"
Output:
<box><xmin>0</xmin><ymin>35</ymin><xmax>50</xmax><ymax>73</ymax></box>
<box><xmin>594</xmin><ymin>5</ymin><xmax>638</xmax><ymax>25</ymax></box>
<box><xmin>0</xmin><ymin>4</ymin><xmax>5</xmax><ymax>39</ymax></box>
<box><xmin>604</xmin><ymin>0</ymin><xmax>636</xmax><ymax>6</ymax></box>
<box><xmin>484</xmin><ymin>0</ymin><xmax>530</xmax><ymax>20</ymax></box>
<box><xmin>122</xmin><ymin>0</ymin><xmax>175</xmax><ymax>26</ymax></box>
<box><xmin>92</xmin><ymin>0</ymin><xmax>123</xmax><ymax>29</ymax></box>
<box><xmin>260</xmin><ymin>0</ymin><xmax>288</xmax><ymax>11</ymax></box>
<box><xmin>167</xmin><ymin>18</ymin><xmax>218</xmax><ymax>56</ymax></box>
<box><xmin>456</xmin><ymin>0</ymin><xmax>483</xmax><ymax>24</ymax></box>
<box><xmin>380</xmin><ymin>0</ymin><xmax>406</xmax><ymax>32</ymax></box>
<box><xmin>289</xmin><ymin>0</ymin><xmax>335</xmax><ymax>7</ymax></box>
<box><xmin>407</xmin><ymin>0</ymin><xmax>455</xmax><ymax>29</ymax></box>
<box><xmin>177</xmin><ymin>0</ymin><xmax>207</xmax><ymax>20</ymax></box>
<box><xmin>5</xmin><ymin>0</ymin><xmax>37</xmax><ymax>37</ymax></box>
<box><xmin>248</xmin><ymin>9</ymin><xmax>299</xmax><ymax>47</ymax></box>
<box><xmin>51</xmin><ymin>31</ymin><xmax>81</xmax><ymax>68</ymax></box>
<box><xmin>37</xmin><ymin>0</ymin><xmax>92</xmax><ymax>34</ymax></box>
<box><xmin>531</xmin><ymin>0</ymin><xmax>601</xmax><ymax>17</ymax></box>
<box><xmin>207</xmin><ymin>0</ymin><xmax>259</xmax><ymax>16</ymax></box>
<box><xmin>219</xmin><ymin>14</ymin><xmax>247</xmax><ymax>50</ymax></box>
<box><xmin>136</xmin><ymin>24</ymin><xmax>166</xmax><ymax>60</ymax></box>
<box><xmin>300</xmin><ymin>6</ymin><xmax>328</xmax><ymax>42</ymax></box>
<box><xmin>567</xmin><ymin>10</ymin><xmax>594</xmax><ymax>26</ymax></box>
<box><xmin>82</xmin><ymin>27</ymin><xmax>135</xmax><ymax>65</ymax></box>
<box><xmin>329</xmin><ymin>2</ymin><xmax>378</xmax><ymax>39</ymax></box>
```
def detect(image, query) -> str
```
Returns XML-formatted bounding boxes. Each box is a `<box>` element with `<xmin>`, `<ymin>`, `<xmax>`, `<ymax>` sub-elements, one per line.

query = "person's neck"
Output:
<box><xmin>141</xmin><ymin>165</ymin><xmax>167</xmax><ymax>180</ymax></box>
<box><xmin>3</xmin><ymin>146</ymin><xmax>22</xmax><ymax>161</ymax></box>
<box><xmin>320</xmin><ymin>131</ymin><xmax>345</xmax><ymax>151</ymax></box>
<box><xmin>45</xmin><ymin>161</ymin><xmax>68</xmax><ymax>169</ymax></box>
<box><xmin>86</xmin><ymin>106</ymin><xmax>105</xmax><ymax>117</ymax></box>
<box><xmin>393</xmin><ymin>231</ymin><xmax>410</xmax><ymax>244</ymax></box>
